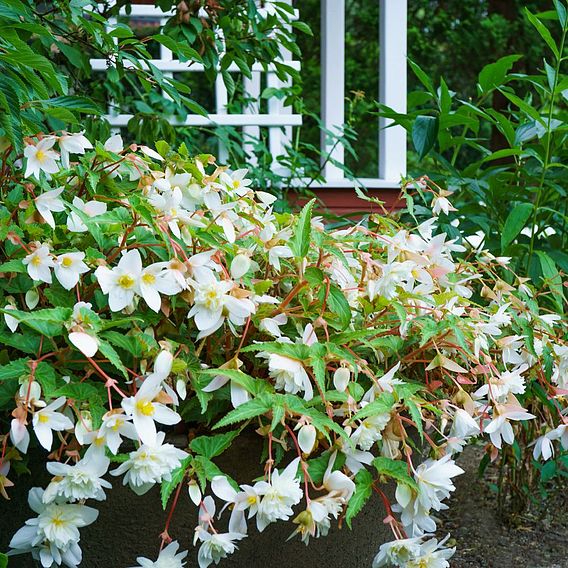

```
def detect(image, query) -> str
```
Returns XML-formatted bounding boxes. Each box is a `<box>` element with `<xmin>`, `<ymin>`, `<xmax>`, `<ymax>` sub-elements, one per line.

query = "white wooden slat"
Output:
<box><xmin>116</xmin><ymin>4</ymin><xmax>299</xmax><ymax>20</ymax></box>
<box><xmin>215</xmin><ymin>75</ymin><xmax>229</xmax><ymax>163</ymax></box>
<box><xmin>321</xmin><ymin>0</ymin><xmax>345</xmax><ymax>181</ymax></box>
<box><xmin>104</xmin><ymin>114</ymin><xmax>303</xmax><ymax>127</ymax></box>
<box><xmin>378</xmin><ymin>0</ymin><xmax>407</xmax><ymax>182</ymax></box>
<box><xmin>266</xmin><ymin>72</ymin><xmax>288</xmax><ymax>168</ymax></box>
<box><xmin>90</xmin><ymin>60</ymin><xmax>301</xmax><ymax>73</ymax></box>
<box><xmin>243</xmin><ymin>74</ymin><xmax>262</xmax><ymax>164</ymax></box>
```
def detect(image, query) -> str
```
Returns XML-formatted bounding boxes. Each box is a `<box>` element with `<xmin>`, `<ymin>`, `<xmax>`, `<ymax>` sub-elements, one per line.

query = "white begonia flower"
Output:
<box><xmin>267</xmin><ymin>244</ymin><xmax>293</xmax><ymax>270</ymax></box>
<box><xmin>23</xmin><ymin>243</ymin><xmax>55</xmax><ymax>284</ymax></box>
<box><xmin>188</xmin><ymin>273</ymin><xmax>256</xmax><ymax>339</ymax></box>
<box><xmin>67</xmin><ymin>196</ymin><xmax>107</xmax><ymax>232</ymax></box>
<box><xmin>95</xmin><ymin>410</ymin><xmax>138</xmax><ymax>455</ymax></box>
<box><xmin>266</xmin><ymin>353</ymin><xmax>313</xmax><ymax>401</ymax></box>
<box><xmin>23</xmin><ymin>137</ymin><xmax>59</xmax><ymax>179</ymax></box>
<box><xmin>67</xmin><ymin>301</ymin><xmax>99</xmax><ymax>357</ymax></box>
<box><xmin>297</xmin><ymin>423</ymin><xmax>317</xmax><ymax>455</ymax></box>
<box><xmin>58</xmin><ymin>132</ymin><xmax>93</xmax><ymax>168</ymax></box>
<box><xmin>230</xmin><ymin>254</ymin><xmax>251</xmax><ymax>279</ymax></box>
<box><xmin>4</xmin><ymin>303</ymin><xmax>19</xmax><ymax>332</ymax></box>
<box><xmin>140</xmin><ymin>262</ymin><xmax>184</xmax><ymax>312</ymax></box>
<box><xmin>210</xmin><ymin>476</ymin><xmax>250</xmax><ymax>535</ymax></box>
<box><xmin>104</xmin><ymin>134</ymin><xmax>123</xmax><ymax>153</ymax></box>
<box><xmin>449</xmin><ymin>408</ymin><xmax>480</xmax><ymax>440</ymax></box>
<box><xmin>139</xmin><ymin>145</ymin><xmax>164</xmax><ymax>162</ymax></box>
<box><xmin>374</xmin><ymin>535</ymin><xmax>455</xmax><ymax>568</ymax></box>
<box><xmin>333</xmin><ymin>367</ymin><xmax>351</xmax><ymax>392</ymax></box>
<box><xmin>373</xmin><ymin>536</ymin><xmax>423</xmax><ymax>567</ymax></box>
<box><xmin>552</xmin><ymin>343</ymin><xmax>568</xmax><ymax>389</ymax></box>
<box><xmin>473</xmin><ymin>363</ymin><xmax>529</xmax><ymax>402</ymax></box>
<box><xmin>54</xmin><ymin>251</ymin><xmax>89</xmax><ymax>290</ymax></box>
<box><xmin>202</xmin><ymin>372</ymin><xmax>251</xmax><ymax>409</ymax></box>
<box><xmin>195</xmin><ymin>527</ymin><xmax>245</xmax><ymax>568</ymax></box>
<box><xmin>121</xmin><ymin>355</ymin><xmax>181</xmax><ymax>445</ymax></box>
<box><xmin>254</xmin><ymin>457</ymin><xmax>303</xmax><ymax>531</ymax></box>
<box><xmin>9</xmin><ymin>487</ymin><xmax>98</xmax><ymax>566</ymax></box>
<box><xmin>219</xmin><ymin>169</ymin><xmax>252</xmax><ymax>196</ymax></box>
<box><xmin>95</xmin><ymin>249</ymin><xmax>142</xmax><ymax>312</ymax></box>
<box><xmin>43</xmin><ymin>453</ymin><xmax>111</xmax><ymax>503</ymax></box>
<box><xmin>350</xmin><ymin>405</ymin><xmax>391</xmax><ymax>451</ymax></box>
<box><xmin>533</xmin><ymin>433</ymin><xmax>555</xmax><ymax>461</ymax></box>
<box><xmin>431</xmin><ymin>195</ymin><xmax>456</xmax><ymax>216</ymax></box>
<box><xmin>10</xmin><ymin>416</ymin><xmax>30</xmax><ymax>454</ymax></box>
<box><xmin>32</xmin><ymin>396</ymin><xmax>74</xmax><ymax>450</ymax></box>
<box><xmin>110</xmin><ymin>431</ymin><xmax>188</xmax><ymax>495</ymax></box>
<box><xmin>68</xmin><ymin>331</ymin><xmax>99</xmax><ymax>358</ymax></box>
<box><xmin>129</xmin><ymin>540</ymin><xmax>188</xmax><ymax>568</ymax></box>
<box><xmin>484</xmin><ymin>399</ymin><xmax>536</xmax><ymax>449</ymax></box>
<box><xmin>413</xmin><ymin>455</ymin><xmax>464</xmax><ymax>512</ymax></box>
<box><xmin>35</xmin><ymin>187</ymin><xmax>66</xmax><ymax>228</ymax></box>
<box><xmin>259</xmin><ymin>313</ymin><xmax>287</xmax><ymax>337</ymax></box>
<box><xmin>25</xmin><ymin>288</ymin><xmax>40</xmax><ymax>309</ymax></box>
<box><xmin>409</xmin><ymin>537</ymin><xmax>455</xmax><ymax>568</ymax></box>
<box><xmin>188</xmin><ymin>479</ymin><xmax>202</xmax><ymax>506</ymax></box>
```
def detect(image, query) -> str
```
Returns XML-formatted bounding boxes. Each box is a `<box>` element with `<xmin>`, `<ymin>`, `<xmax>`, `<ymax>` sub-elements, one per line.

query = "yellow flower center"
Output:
<box><xmin>31</xmin><ymin>255</ymin><xmax>42</xmax><ymax>266</ymax></box>
<box><xmin>112</xmin><ymin>419</ymin><xmax>124</xmax><ymax>431</ymax></box>
<box><xmin>247</xmin><ymin>495</ymin><xmax>257</xmax><ymax>505</ymax></box>
<box><xmin>233</xmin><ymin>180</ymin><xmax>241</xmax><ymax>189</ymax></box>
<box><xmin>38</xmin><ymin>414</ymin><xmax>49</xmax><ymax>423</ymax></box>
<box><xmin>36</xmin><ymin>150</ymin><xmax>46</xmax><ymax>163</ymax></box>
<box><xmin>136</xmin><ymin>399</ymin><xmax>155</xmax><ymax>416</ymax></box>
<box><xmin>142</xmin><ymin>273</ymin><xmax>156</xmax><ymax>285</ymax></box>
<box><xmin>51</xmin><ymin>515</ymin><xmax>65</xmax><ymax>527</ymax></box>
<box><xmin>118</xmin><ymin>274</ymin><xmax>135</xmax><ymax>289</ymax></box>
<box><xmin>61</xmin><ymin>256</ymin><xmax>73</xmax><ymax>268</ymax></box>
<box><xmin>204</xmin><ymin>289</ymin><xmax>220</xmax><ymax>309</ymax></box>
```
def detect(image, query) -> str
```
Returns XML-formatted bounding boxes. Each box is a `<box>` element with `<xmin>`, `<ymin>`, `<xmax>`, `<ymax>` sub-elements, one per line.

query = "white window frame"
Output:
<box><xmin>90</xmin><ymin>1</ymin><xmax>407</xmax><ymax>189</ymax></box>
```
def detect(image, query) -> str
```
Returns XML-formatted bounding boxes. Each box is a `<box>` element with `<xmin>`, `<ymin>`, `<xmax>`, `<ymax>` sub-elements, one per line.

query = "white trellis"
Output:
<box><xmin>90</xmin><ymin>1</ymin><xmax>407</xmax><ymax>188</ymax></box>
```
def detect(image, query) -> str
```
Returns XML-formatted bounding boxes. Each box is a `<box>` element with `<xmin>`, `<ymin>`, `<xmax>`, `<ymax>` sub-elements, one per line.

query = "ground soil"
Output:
<box><xmin>439</xmin><ymin>446</ymin><xmax>568</xmax><ymax>568</ymax></box>
<box><xmin>0</xmin><ymin>437</ymin><xmax>566</xmax><ymax>567</ymax></box>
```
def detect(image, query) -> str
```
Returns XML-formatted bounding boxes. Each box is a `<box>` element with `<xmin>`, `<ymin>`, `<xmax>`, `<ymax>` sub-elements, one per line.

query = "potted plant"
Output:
<box><xmin>0</xmin><ymin>133</ymin><xmax>566</xmax><ymax>568</ymax></box>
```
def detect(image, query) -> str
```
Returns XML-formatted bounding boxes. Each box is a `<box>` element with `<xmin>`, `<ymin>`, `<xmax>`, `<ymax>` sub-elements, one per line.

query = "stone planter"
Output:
<box><xmin>0</xmin><ymin>431</ymin><xmax>392</xmax><ymax>567</ymax></box>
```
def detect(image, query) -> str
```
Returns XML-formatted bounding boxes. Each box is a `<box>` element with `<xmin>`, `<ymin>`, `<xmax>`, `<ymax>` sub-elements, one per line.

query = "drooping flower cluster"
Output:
<box><xmin>0</xmin><ymin>133</ymin><xmax>566</xmax><ymax>567</ymax></box>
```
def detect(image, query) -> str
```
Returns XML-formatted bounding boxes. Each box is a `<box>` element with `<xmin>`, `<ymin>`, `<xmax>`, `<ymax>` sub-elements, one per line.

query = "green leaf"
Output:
<box><xmin>0</xmin><ymin>358</ymin><xmax>29</xmax><ymax>381</ymax></box>
<box><xmin>292</xmin><ymin>21</ymin><xmax>313</xmax><ymax>36</ymax></box>
<box><xmin>98</xmin><ymin>340</ymin><xmax>129</xmax><ymax>379</ymax></box>
<box><xmin>192</xmin><ymin>455</ymin><xmax>228</xmax><ymax>490</ymax></box>
<box><xmin>412</xmin><ymin>115</ymin><xmax>439</xmax><ymax>160</ymax></box>
<box><xmin>36</xmin><ymin>96</ymin><xmax>102</xmax><ymax>115</ymax></box>
<box><xmin>373</xmin><ymin>457</ymin><xmax>418</xmax><ymax>491</ymax></box>
<box><xmin>501</xmin><ymin>203</ymin><xmax>533</xmax><ymax>250</ymax></box>
<box><xmin>525</xmin><ymin>8</ymin><xmax>560</xmax><ymax>58</ymax></box>
<box><xmin>0</xmin><ymin>307</ymin><xmax>71</xmax><ymax>337</ymax></box>
<box><xmin>553</xmin><ymin>0</ymin><xmax>567</xmax><ymax>29</ymax></box>
<box><xmin>352</xmin><ymin>392</ymin><xmax>395</xmax><ymax>422</ymax></box>
<box><xmin>161</xmin><ymin>455</ymin><xmax>192</xmax><ymax>509</ymax></box>
<box><xmin>405</xmin><ymin>398</ymin><xmax>424</xmax><ymax>441</ymax></box>
<box><xmin>190</xmin><ymin>430</ymin><xmax>240</xmax><ymax>459</ymax></box>
<box><xmin>310</xmin><ymin>343</ymin><xmax>327</xmax><ymax>392</ymax></box>
<box><xmin>200</xmin><ymin>368</ymin><xmax>268</xmax><ymax>396</ymax></box>
<box><xmin>290</xmin><ymin>199</ymin><xmax>315</xmax><ymax>258</ymax></box>
<box><xmin>408</xmin><ymin>59</ymin><xmax>436</xmax><ymax>96</ymax></box>
<box><xmin>537</xmin><ymin>251</ymin><xmax>565</xmax><ymax>312</ymax></box>
<box><xmin>213</xmin><ymin>396</ymin><xmax>272</xmax><ymax>429</ymax></box>
<box><xmin>319</xmin><ymin>284</ymin><xmax>352</xmax><ymax>331</ymax></box>
<box><xmin>478</xmin><ymin>54</ymin><xmax>522</xmax><ymax>93</ymax></box>
<box><xmin>345</xmin><ymin>468</ymin><xmax>373</xmax><ymax>528</ymax></box>
<box><xmin>0</xmin><ymin>551</ymin><xmax>8</xmax><ymax>568</ymax></box>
